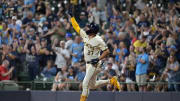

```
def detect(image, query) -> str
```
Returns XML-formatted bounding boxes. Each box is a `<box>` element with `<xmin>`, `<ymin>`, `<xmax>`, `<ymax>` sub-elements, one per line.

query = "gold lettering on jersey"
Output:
<box><xmin>84</xmin><ymin>43</ymin><xmax>100</xmax><ymax>50</ymax></box>
<box><xmin>84</xmin><ymin>42</ymin><xmax>100</xmax><ymax>55</ymax></box>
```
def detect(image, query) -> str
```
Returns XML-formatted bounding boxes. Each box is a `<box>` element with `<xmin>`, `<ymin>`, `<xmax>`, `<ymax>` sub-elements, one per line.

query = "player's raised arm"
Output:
<box><xmin>68</xmin><ymin>9</ymin><xmax>81</xmax><ymax>35</ymax></box>
<box><xmin>70</xmin><ymin>17</ymin><xmax>80</xmax><ymax>35</ymax></box>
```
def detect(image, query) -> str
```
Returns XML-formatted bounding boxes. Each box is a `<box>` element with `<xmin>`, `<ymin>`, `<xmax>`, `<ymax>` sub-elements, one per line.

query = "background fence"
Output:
<box><xmin>1</xmin><ymin>81</ymin><xmax>180</xmax><ymax>91</ymax></box>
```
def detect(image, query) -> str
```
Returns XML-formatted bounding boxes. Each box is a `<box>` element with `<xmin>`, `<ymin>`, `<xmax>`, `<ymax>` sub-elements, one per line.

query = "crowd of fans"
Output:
<box><xmin>0</xmin><ymin>0</ymin><xmax>180</xmax><ymax>92</ymax></box>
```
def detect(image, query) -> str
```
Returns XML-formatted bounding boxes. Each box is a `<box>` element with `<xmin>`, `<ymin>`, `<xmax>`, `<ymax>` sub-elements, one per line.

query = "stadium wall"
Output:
<box><xmin>0</xmin><ymin>91</ymin><xmax>180</xmax><ymax>101</ymax></box>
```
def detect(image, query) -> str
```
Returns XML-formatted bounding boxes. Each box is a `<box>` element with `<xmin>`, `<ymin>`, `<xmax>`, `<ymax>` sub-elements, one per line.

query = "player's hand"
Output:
<box><xmin>90</xmin><ymin>58</ymin><xmax>99</xmax><ymax>65</ymax></box>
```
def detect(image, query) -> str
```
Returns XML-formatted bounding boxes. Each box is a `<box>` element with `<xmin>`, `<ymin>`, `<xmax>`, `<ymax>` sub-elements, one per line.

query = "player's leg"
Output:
<box><xmin>97</xmin><ymin>62</ymin><xmax>121</xmax><ymax>90</ymax></box>
<box><xmin>94</xmin><ymin>80</ymin><xmax>110</xmax><ymax>88</ymax></box>
<box><xmin>89</xmin><ymin>75</ymin><xmax>120</xmax><ymax>90</ymax></box>
<box><xmin>89</xmin><ymin>68</ymin><xmax>109</xmax><ymax>89</ymax></box>
<box><xmin>81</xmin><ymin>64</ymin><xmax>96</xmax><ymax>101</ymax></box>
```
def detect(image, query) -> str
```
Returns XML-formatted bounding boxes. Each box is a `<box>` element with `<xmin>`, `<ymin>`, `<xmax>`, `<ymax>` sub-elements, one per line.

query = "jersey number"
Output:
<box><xmin>88</xmin><ymin>50</ymin><xmax>93</xmax><ymax>55</ymax></box>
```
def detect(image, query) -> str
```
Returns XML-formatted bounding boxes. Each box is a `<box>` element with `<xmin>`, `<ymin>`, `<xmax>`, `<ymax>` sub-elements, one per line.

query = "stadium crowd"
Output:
<box><xmin>0</xmin><ymin>0</ymin><xmax>180</xmax><ymax>92</ymax></box>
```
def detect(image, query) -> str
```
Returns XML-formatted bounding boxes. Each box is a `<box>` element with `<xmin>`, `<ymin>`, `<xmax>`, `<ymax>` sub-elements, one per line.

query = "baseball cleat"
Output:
<box><xmin>110</xmin><ymin>76</ymin><xmax>121</xmax><ymax>91</ymax></box>
<box><xmin>80</xmin><ymin>95</ymin><xmax>87</xmax><ymax>101</ymax></box>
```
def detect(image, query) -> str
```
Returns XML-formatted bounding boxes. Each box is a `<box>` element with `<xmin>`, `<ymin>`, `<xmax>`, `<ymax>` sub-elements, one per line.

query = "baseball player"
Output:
<box><xmin>69</xmin><ymin>12</ymin><xmax>120</xmax><ymax>101</ymax></box>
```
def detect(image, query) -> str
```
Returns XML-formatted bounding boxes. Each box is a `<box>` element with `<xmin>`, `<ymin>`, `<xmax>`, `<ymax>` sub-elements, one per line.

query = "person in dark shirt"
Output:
<box><xmin>137</xmin><ymin>13</ymin><xmax>150</xmax><ymax>28</ymax></box>
<box><xmin>41</xmin><ymin>60</ymin><xmax>57</xmax><ymax>78</ymax></box>
<box><xmin>35</xmin><ymin>1</ymin><xmax>46</xmax><ymax>14</ymax></box>
<box><xmin>77</xmin><ymin>11</ymin><xmax>88</xmax><ymax>28</ymax></box>
<box><xmin>107</xmin><ymin>62</ymin><xmax>117</xmax><ymax>77</ymax></box>
<box><xmin>66</xmin><ymin>67</ymin><xmax>77</xmax><ymax>90</ymax></box>
<box><xmin>22</xmin><ymin>11</ymin><xmax>33</xmax><ymax>25</ymax></box>
<box><xmin>39</xmin><ymin>38</ymin><xmax>53</xmax><ymax>70</ymax></box>
<box><xmin>24</xmin><ymin>43</ymin><xmax>39</xmax><ymax>80</ymax></box>
<box><xmin>67</xmin><ymin>68</ymin><xmax>76</xmax><ymax>80</ymax></box>
<box><xmin>147</xmin><ymin>64</ymin><xmax>160</xmax><ymax>91</ymax></box>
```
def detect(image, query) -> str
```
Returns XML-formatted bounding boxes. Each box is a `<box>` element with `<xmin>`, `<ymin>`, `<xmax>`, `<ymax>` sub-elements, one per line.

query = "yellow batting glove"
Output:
<box><xmin>71</xmin><ymin>17</ymin><xmax>80</xmax><ymax>34</ymax></box>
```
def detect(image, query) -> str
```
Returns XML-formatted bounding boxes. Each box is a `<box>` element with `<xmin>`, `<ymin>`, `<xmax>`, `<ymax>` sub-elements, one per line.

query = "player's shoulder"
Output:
<box><xmin>94</xmin><ymin>35</ymin><xmax>102</xmax><ymax>39</ymax></box>
<box><xmin>80</xmin><ymin>29</ymin><xmax>85</xmax><ymax>34</ymax></box>
<box><xmin>80</xmin><ymin>29</ymin><xmax>88</xmax><ymax>38</ymax></box>
<box><xmin>94</xmin><ymin>35</ymin><xmax>104</xmax><ymax>42</ymax></box>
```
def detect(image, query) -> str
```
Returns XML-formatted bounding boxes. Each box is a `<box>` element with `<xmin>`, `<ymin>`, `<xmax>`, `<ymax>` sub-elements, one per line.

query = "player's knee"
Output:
<box><xmin>82</xmin><ymin>82</ymin><xmax>88</xmax><ymax>89</ymax></box>
<box><xmin>89</xmin><ymin>85</ymin><xmax>96</xmax><ymax>89</ymax></box>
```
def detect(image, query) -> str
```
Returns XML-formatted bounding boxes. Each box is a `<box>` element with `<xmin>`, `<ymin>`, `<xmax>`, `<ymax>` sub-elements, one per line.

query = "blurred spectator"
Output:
<box><xmin>164</xmin><ymin>54</ymin><xmax>180</xmax><ymax>91</ymax></box>
<box><xmin>42</xmin><ymin>21</ymin><xmax>65</xmax><ymax>42</ymax></box>
<box><xmin>66</xmin><ymin>67</ymin><xmax>77</xmax><ymax>90</ymax></box>
<box><xmin>70</xmin><ymin>36</ymin><xmax>83</xmax><ymax>65</ymax></box>
<box><xmin>65</xmin><ymin>32</ymin><xmax>73</xmax><ymax>51</ymax></box>
<box><xmin>52</xmin><ymin>39</ymin><xmax>70</xmax><ymax>69</ymax></box>
<box><xmin>24</xmin><ymin>43</ymin><xmax>39</xmax><ymax>80</ymax></box>
<box><xmin>75</xmin><ymin>65</ymin><xmax>85</xmax><ymax>90</ymax></box>
<box><xmin>123</xmin><ymin>45</ymin><xmax>136</xmax><ymax>91</ymax></box>
<box><xmin>77</xmin><ymin>11</ymin><xmax>88</xmax><ymax>28</ymax></box>
<box><xmin>24</xmin><ymin>0</ymin><xmax>35</xmax><ymax>14</ymax></box>
<box><xmin>149</xmin><ymin>50</ymin><xmax>164</xmax><ymax>72</ymax></box>
<box><xmin>129</xmin><ymin>30</ymin><xmax>137</xmax><ymax>44</ymax></box>
<box><xmin>136</xmin><ymin>47</ymin><xmax>149</xmax><ymax>92</ymax></box>
<box><xmin>106</xmin><ymin>62</ymin><xmax>117</xmax><ymax>78</ymax></box>
<box><xmin>8</xmin><ymin>16</ymin><xmax>21</xmax><ymax>35</ymax></box>
<box><xmin>113</xmin><ymin>41</ymin><xmax>128</xmax><ymax>64</ymax></box>
<box><xmin>105</xmin><ymin>61</ymin><xmax>117</xmax><ymax>91</ymax></box>
<box><xmin>41</xmin><ymin>60</ymin><xmax>57</xmax><ymax>78</ymax></box>
<box><xmin>22</xmin><ymin>11</ymin><xmax>33</xmax><ymax>25</ymax></box>
<box><xmin>2</xmin><ymin>44</ymin><xmax>18</xmax><ymax>80</ymax></box>
<box><xmin>105</xmin><ymin>57</ymin><xmax>119</xmax><ymax>75</ymax></box>
<box><xmin>39</xmin><ymin>38</ymin><xmax>53</xmax><ymax>69</ymax></box>
<box><xmin>0</xmin><ymin>60</ymin><xmax>14</xmax><ymax>81</ymax></box>
<box><xmin>133</xmin><ymin>36</ymin><xmax>147</xmax><ymax>54</ymax></box>
<box><xmin>51</xmin><ymin>66</ymin><xmax>68</xmax><ymax>91</ymax></box>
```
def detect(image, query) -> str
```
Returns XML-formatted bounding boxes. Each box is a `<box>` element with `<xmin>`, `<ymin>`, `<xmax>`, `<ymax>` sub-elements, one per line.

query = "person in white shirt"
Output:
<box><xmin>65</xmin><ymin>32</ymin><xmax>73</xmax><ymax>51</ymax></box>
<box><xmin>52</xmin><ymin>39</ymin><xmax>70</xmax><ymax>69</ymax></box>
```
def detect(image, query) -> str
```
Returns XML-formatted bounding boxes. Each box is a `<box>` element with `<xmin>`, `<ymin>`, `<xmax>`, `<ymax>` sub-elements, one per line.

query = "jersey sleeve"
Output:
<box><xmin>71</xmin><ymin>17</ymin><xmax>88</xmax><ymax>40</ymax></box>
<box><xmin>98</xmin><ymin>38</ymin><xmax>108</xmax><ymax>51</ymax></box>
<box><xmin>79</xmin><ymin>29</ymin><xmax>88</xmax><ymax>40</ymax></box>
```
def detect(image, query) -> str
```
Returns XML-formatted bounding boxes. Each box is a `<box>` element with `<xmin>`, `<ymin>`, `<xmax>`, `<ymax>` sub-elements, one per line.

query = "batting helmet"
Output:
<box><xmin>86</xmin><ymin>23</ymin><xmax>99</xmax><ymax>35</ymax></box>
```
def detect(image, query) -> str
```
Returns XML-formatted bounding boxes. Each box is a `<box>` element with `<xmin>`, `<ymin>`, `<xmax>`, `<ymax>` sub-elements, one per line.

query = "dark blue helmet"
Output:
<box><xmin>86</xmin><ymin>23</ymin><xmax>99</xmax><ymax>35</ymax></box>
